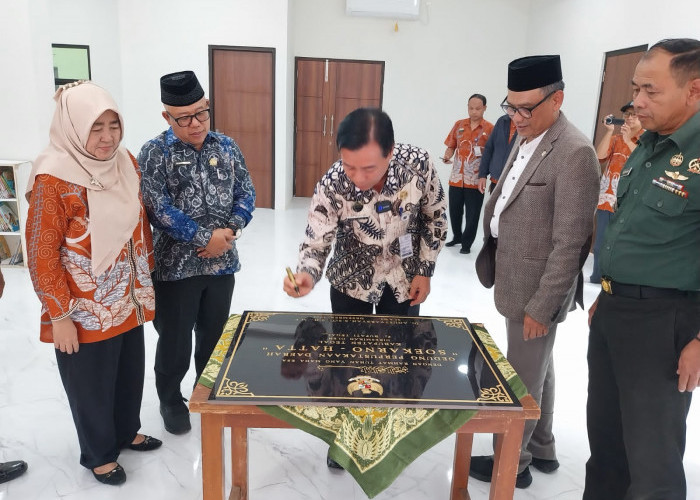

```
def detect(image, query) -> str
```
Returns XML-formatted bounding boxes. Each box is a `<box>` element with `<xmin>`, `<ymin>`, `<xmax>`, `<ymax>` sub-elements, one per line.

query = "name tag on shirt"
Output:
<box><xmin>399</xmin><ymin>234</ymin><xmax>413</xmax><ymax>260</ymax></box>
<box><xmin>474</xmin><ymin>146</ymin><xmax>482</xmax><ymax>157</ymax></box>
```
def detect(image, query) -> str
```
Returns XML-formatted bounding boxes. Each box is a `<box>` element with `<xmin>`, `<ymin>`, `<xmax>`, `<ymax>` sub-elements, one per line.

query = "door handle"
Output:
<box><xmin>330</xmin><ymin>115</ymin><xmax>334</xmax><ymax>137</ymax></box>
<box><xmin>323</xmin><ymin>115</ymin><xmax>327</xmax><ymax>137</ymax></box>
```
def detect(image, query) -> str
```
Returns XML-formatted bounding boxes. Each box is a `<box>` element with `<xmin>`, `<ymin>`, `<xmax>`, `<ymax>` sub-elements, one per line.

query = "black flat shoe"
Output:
<box><xmin>92</xmin><ymin>464</ymin><xmax>126</xmax><ymax>486</ymax></box>
<box><xmin>445</xmin><ymin>240</ymin><xmax>460</xmax><ymax>247</ymax></box>
<box><xmin>128</xmin><ymin>435</ymin><xmax>163</xmax><ymax>451</ymax></box>
<box><xmin>459</xmin><ymin>248</ymin><xmax>471</xmax><ymax>254</ymax></box>
<box><xmin>0</xmin><ymin>460</ymin><xmax>28</xmax><ymax>484</ymax></box>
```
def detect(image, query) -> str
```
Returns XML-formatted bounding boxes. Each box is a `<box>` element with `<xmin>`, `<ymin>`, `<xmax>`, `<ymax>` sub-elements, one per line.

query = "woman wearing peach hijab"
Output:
<box><xmin>26</xmin><ymin>81</ymin><xmax>161</xmax><ymax>485</ymax></box>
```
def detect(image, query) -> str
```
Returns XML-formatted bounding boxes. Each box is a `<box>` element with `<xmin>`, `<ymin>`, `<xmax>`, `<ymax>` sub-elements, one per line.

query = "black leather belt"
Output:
<box><xmin>601</xmin><ymin>277</ymin><xmax>689</xmax><ymax>299</ymax></box>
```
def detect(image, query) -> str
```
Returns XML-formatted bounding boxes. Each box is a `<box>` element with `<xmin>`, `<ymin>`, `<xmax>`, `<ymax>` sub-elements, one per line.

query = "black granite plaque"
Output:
<box><xmin>211</xmin><ymin>311</ymin><xmax>521</xmax><ymax>410</ymax></box>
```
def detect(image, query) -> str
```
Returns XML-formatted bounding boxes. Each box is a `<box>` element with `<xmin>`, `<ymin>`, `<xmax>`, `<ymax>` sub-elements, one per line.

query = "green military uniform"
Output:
<box><xmin>584</xmin><ymin>110</ymin><xmax>700</xmax><ymax>500</ymax></box>
<box><xmin>600</xmin><ymin>110</ymin><xmax>700</xmax><ymax>289</ymax></box>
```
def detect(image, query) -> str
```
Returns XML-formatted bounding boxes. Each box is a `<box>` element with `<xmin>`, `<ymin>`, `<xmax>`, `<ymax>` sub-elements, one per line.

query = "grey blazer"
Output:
<box><xmin>475</xmin><ymin>112</ymin><xmax>600</xmax><ymax>325</ymax></box>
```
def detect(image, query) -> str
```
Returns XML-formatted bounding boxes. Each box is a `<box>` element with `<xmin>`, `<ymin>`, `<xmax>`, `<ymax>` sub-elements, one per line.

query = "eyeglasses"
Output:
<box><xmin>167</xmin><ymin>109</ymin><xmax>210</xmax><ymax>127</ymax></box>
<box><xmin>500</xmin><ymin>90</ymin><xmax>556</xmax><ymax>119</ymax></box>
<box><xmin>623</xmin><ymin>111</ymin><xmax>636</xmax><ymax>119</ymax></box>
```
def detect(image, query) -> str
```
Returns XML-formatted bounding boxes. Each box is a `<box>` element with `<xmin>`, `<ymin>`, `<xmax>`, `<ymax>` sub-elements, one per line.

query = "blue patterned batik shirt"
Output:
<box><xmin>138</xmin><ymin>129</ymin><xmax>255</xmax><ymax>281</ymax></box>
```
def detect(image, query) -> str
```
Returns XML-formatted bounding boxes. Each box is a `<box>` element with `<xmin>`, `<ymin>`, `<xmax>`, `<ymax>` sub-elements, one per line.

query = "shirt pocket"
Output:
<box><xmin>642</xmin><ymin>184</ymin><xmax>688</xmax><ymax>216</ymax></box>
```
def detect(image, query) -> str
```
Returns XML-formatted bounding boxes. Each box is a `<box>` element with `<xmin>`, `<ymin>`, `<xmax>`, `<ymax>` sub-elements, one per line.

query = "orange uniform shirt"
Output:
<box><xmin>597</xmin><ymin>131</ymin><xmax>643</xmax><ymax>212</ymax></box>
<box><xmin>444</xmin><ymin>118</ymin><xmax>494</xmax><ymax>188</ymax></box>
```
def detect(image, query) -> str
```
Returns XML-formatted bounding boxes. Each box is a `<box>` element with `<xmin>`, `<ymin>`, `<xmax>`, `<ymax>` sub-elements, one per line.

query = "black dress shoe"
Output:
<box><xmin>459</xmin><ymin>248</ymin><xmax>471</xmax><ymax>254</ymax></box>
<box><xmin>92</xmin><ymin>464</ymin><xmax>126</xmax><ymax>486</ymax></box>
<box><xmin>0</xmin><ymin>460</ymin><xmax>28</xmax><ymax>484</ymax></box>
<box><xmin>160</xmin><ymin>403</ymin><xmax>191</xmax><ymax>435</ymax></box>
<box><xmin>445</xmin><ymin>239</ymin><xmax>460</xmax><ymax>247</ymax></box>
<box><xmin>128</xmin><ymin>435</ymin><xmax>163</xmax><ymax>451</ymax></box>
<box><xmin>469</xmin><ymin>455</ymin><xmax>532</xmax><ymax>489</ymax></box>
<box><xmin>531</xmin><ymin>457</ymin><xmax>560</xmax><ymax>473</ymax></box>
<box><xmin>326</xmin><ymin>451</ymin><xmax>344</xmax><ymax>470</ymax></box>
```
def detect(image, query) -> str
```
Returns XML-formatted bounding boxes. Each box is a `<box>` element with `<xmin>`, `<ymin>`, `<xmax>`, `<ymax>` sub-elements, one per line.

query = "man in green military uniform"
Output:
<box><xmin>585</xmin><ymin>38</ymin><xmax>700</xmax><ymax>500</ymax></box>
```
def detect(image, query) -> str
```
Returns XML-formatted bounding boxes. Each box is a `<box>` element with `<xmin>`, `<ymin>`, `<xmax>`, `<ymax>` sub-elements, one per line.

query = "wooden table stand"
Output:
<box><xmin>190</xmin><ymin>384</ymin><xmax>539</xmax><ymax>500</ymax></box>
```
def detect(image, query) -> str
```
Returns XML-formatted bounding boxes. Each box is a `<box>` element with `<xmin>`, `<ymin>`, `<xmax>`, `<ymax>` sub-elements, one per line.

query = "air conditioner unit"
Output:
<box><xmin>346</xmin><ymin>0</ymin><xmax>420</xmax><ymax>20</ymax></box>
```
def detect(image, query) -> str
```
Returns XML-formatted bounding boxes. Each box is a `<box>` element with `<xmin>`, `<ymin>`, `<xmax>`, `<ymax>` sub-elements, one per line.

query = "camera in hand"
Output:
<box><xmin>604</xmin><ymin>116</ymin><xmax>625</xmax><ymax>126</ymax></box>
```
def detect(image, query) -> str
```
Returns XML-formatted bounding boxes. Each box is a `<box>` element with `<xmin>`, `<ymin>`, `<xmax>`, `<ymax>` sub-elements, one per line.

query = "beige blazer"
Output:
<box><xmin>475</xmin><ymin>112</ymin><xmax>600</xmax><ymax>325</ymax></box>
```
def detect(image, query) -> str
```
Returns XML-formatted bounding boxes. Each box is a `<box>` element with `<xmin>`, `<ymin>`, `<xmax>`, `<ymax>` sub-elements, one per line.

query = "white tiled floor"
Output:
<box><xmin>1</xmin><ymin>197</ymin><xmax>698</xmax><ymax>499</ymax></box>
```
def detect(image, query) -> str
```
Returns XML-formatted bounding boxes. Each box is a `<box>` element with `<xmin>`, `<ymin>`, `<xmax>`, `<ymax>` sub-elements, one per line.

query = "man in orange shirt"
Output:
<box><xmin>442</xmin><ymin>94</ymin><xmax>494</xmax><ymax>254</ymax></box>
<box><xmin>589</xmin><ymin>101</ymin><xmax>643</xmax><ymax>283</ymax></box>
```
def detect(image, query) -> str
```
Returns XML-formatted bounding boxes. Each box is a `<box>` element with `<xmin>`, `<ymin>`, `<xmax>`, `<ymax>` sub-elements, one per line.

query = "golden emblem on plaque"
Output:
<box><xmin>398</xmin><ymin>190</ymin><xmax>407</xmax><ymax>200</ymax></box>
<box><xmin>665</xmin><ymin>170</ymin><xmax>689</xmax><ymax>181</ymax></box>
<box><xmin>347</xmin><ymin>376</ymin><xmax>384</xmax><ymax>396</ymax></box>
<box><xmin>670</xmin><ymin>153</ymin><xmax>684</xmax><ymax>167</ymax></box>
<box><xmin>477</xmin><ymin>386</ymin><xmax>511</xmax><ymax>403</ymax></box>
<box><xmin>688</xmin><ymin>158</ymin><xmax>700</xmax><ymax>174</ymax></box>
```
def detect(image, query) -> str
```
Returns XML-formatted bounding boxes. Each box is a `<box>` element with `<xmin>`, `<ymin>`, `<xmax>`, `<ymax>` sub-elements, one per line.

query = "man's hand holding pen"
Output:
<box><xmin>283</xmin><ymin>269</ymin><xmax>314</xmax><ymax>298</ymax></box>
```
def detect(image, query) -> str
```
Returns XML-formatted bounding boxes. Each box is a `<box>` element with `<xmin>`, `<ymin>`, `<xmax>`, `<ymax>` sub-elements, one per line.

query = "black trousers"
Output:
<box><xmin>330</xmin><ymin>286</ymin><xmax>411</xmax><ymax>315</ymax></box>
<box><xmin>584</xmin><ymin>291</ymin><xmax>698</xmax><ymax>500</ymax></box>
<box><xmin>153</xmin><ymin>274</ymin><xmax>235</xmax><ymax>407</ymax></box>
<box><xmin>448</xmin><ymin>186</ymin><xmax>484</xmax><ymax>251</ymax></box>
<box><xmin>56</xmin><ymin>326</ymin><xmax>145</xmax><ymax>469</ymax></box>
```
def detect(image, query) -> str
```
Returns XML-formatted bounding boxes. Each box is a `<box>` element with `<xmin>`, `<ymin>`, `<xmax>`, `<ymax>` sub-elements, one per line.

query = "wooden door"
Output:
<box><xmin>294</xmin><ymin>58</ymin><xmax>384</xmax><ymax>197</ymax></box>
<box><xmin>210</xmin><ymin>46</ymin><xmax>275</xmax><ymax>208</ymax></box>
<box><xmin>325</xmin><ymin>61</ymin><xmax>383</xmax><ymax>166</ymax></box>
<box><xmin>294</xmin><ymin>59</ymin><xmax>329</xmax><ymax>198</ymax></box>
<box><xmin>593</xmin><ymin>45</ymin><xmax>647</xmax><ymax>147</ymax></box>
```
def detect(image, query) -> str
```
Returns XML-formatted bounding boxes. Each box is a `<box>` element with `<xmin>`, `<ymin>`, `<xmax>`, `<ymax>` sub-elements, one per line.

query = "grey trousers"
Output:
<box><xmin>497</xmin><ymin>317</ymin><xmax>558</xmax><ymax>472</ymax></box>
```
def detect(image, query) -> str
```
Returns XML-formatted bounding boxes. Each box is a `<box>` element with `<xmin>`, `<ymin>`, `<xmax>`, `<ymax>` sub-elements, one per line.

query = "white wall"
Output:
<box><xmin>527</xmin><ymin>0</ymin><xmax>700</xmax><ymax>138</ymax></box>
<box><xmin>292</xmin><ymin>0</ymin><xmax>532</xmax><ymax>167</ymax></box>
<box><xmin>0</xmin><ymin>0</ymin><xmax>54</xmax><ymax>161</ymax></box>
<box><xmin>116</xmin><ymin>0</ymin><xmax>291</xmax><ymax>208</ymax></box>
<box><xmin>4</xmin><ymin>0</ymin><xmax>700</xmax><ymax>207</ymax></box>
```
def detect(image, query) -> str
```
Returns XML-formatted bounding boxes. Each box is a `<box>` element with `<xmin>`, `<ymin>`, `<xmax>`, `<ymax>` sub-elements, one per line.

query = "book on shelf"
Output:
<box><xmin>0</xmin><ymin>202</ymin><xmax>19</xmax><ymax>231</ymax></box>
<box><xmin>0</xmin><ymin>176</ymin><xmax>11</xmax><ymax>198</ymax></box>
<box><xmin>0</xmin><ymin>171</ymin><xmax>15</xmax><ymax>197</ymax></box>
<box><xmin>9</xmin><ymin>237</ymin><xmax>22</xmax><ymax>265</ymax></box>
<box><xmin>0</xmin><ymin>235</ymin><xmax>10</xmax><ymax>260</ymax></box>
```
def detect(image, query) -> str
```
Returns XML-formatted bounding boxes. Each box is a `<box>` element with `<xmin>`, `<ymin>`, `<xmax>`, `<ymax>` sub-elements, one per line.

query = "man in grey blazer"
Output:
<box><xmin>471</xmin><ymin>55</ymin><xmax>600</xmax><ymax>488</ymax></box>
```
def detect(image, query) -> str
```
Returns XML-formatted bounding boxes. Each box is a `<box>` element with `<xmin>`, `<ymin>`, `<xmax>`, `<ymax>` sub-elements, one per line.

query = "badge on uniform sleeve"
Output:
<box><xmin>670</xmin><ymin>153</ymin><xmax>684</xmax><ymax>167</ymax></box>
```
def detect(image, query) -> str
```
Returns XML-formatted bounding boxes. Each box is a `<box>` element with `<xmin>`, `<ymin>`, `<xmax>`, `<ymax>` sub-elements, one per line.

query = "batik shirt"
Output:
<box><xmin>26</xmin><ymin>155</ymin><xmax>155</xmax><ymax>344</ymax></box>
<box><xmin>138</xmin><ymin>129</ymin><xmax>255</xmax><ymax>281</ymax></box>
<box><xmin>444</xmin><ymin>119</ymin><xmax>493</xmax><ymax>188</ymax></box>
<box><xmin>298</xmin><ymin>143</ymin><xmax>447</xmax><ymax>305</ymax></box>
<box><xmin>597</xmin><ymin>130</ymin><xmax>643</xmax><ymax>212</ymax></box>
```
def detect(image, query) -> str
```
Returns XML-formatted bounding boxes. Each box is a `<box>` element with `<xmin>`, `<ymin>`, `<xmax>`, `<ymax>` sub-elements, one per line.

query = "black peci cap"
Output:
<box><xmin>160</xmin><ymin>70</ymin><xmax>204</xmax><ymax>106</ymax></box>
<box><xmin>507</xmin><ymin>55</ymin><xmax>563</xmax><ymax>92</ymax></box>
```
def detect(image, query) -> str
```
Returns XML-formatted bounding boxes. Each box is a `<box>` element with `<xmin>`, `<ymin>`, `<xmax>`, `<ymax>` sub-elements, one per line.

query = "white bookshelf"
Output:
<box><xmin>0</xmin><ymin>160</ymin><xmax>31</xmax><ymax>267</ymax></box>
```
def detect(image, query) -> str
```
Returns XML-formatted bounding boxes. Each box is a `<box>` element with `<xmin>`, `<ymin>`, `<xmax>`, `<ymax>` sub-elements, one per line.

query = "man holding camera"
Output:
<box><xmin>589</xmin><ymin>102</ymin><xmax>643</xmax><ymax>283</ymax></box>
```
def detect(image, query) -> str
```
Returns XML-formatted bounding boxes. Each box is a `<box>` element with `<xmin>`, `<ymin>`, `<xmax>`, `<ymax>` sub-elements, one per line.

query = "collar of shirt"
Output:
<box><xmin>518</xmin><ymin>128</ymin><xmax>548</xmax><ymax>156</ymax></box>
<box><xmin>347</xmin><ymin>158</ymin><xmax>400</xmax><ymax>200</ymax></box>
<box><xmin>637</xmin><ymin>109</ymin><xmax>700</xmax><ymax>152</ymax></box>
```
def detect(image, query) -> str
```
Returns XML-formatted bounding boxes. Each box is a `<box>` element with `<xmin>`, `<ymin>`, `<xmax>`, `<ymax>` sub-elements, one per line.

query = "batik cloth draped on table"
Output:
<box><xmin>198</xmin><ymin>314</ymin><xmax>526</xmax><ymax>498</ymax></box>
